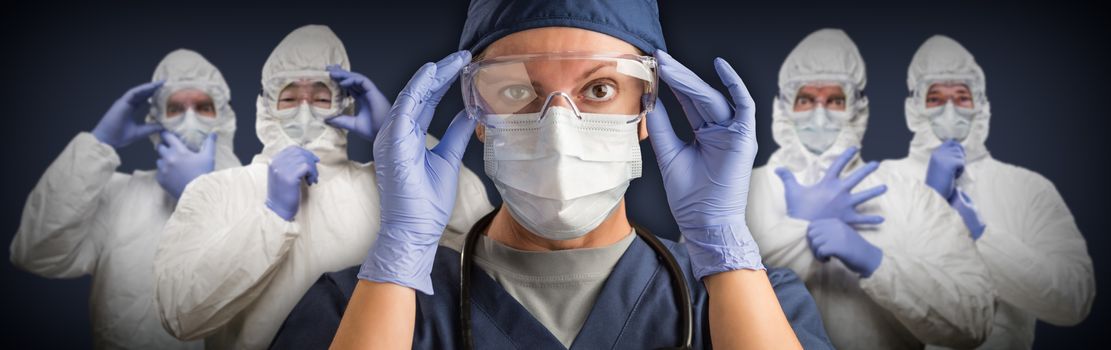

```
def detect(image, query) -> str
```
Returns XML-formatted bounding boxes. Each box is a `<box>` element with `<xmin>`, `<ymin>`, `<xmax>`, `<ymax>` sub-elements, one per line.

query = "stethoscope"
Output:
<box><xmin>459</xmin><ymin>211</ymin><xmax>693</xmax><ymax>350</ymax></box>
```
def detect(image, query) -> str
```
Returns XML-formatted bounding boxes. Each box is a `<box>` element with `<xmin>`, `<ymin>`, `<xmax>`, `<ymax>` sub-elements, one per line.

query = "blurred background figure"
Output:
<box><xmin>884</xmin><ymin>35</ymin><xmax>1096</xmax><ymax>349</ymax></box>
<box><xmin>10</xmin><ymin>48</ymin><xmax>238</xmax><ymax>349</ymax></box>
<box><xmin>745</xmin><ymin>28</ymin><xmax>995</xmax><ymax>349</ymax></box>
<box><xmin>152</xmin><ymin>25</ymin><xmax>491</xmax><ymax>349</ymax></box>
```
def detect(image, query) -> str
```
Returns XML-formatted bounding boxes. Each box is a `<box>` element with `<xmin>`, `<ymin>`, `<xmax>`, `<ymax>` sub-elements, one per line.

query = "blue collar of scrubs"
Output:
<box><xmin>459</xmin><ymin>210</ymin><xmax>694</xmax><ymax>350</ymax></box>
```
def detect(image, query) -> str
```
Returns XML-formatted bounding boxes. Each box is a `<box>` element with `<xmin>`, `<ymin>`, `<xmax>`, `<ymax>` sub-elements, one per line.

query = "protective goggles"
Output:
<box><xmin>461</xmin><ymin>53</ymin><xmax>657</xmax><ymax>127</ymax></box>
<box><xmin>262</xmin><ymin>70</ymin><xmax>350</xmax><ymax>119</ymax></box>
<box><xmin>910</xmin><ymin>77</ymin><xmax>985</xmax><ymax>109</ymax></box>
<box><xmin>152</xmin><ymin>81</ymin><xmax>229</xmax><ymax>126</ymax></box>
<box><xmin>778</xmin><ymin>80</ymin><xmax>862</xmax><ymax>123</ymax></box>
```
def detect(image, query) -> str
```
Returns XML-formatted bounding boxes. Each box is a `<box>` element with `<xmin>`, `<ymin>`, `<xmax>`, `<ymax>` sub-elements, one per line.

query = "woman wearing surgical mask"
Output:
<box><xmin>152</xmin><ymin>25</ymin><xmax>493</xmax><ymax>349</ymax></box>
<box><xmin>272</xmin><ymin>1</ymin><xmax>834</xmax><ymax>349</ymax></box>
<box><xmin>11</xmin><ymin>49</ymin><xmax>236</xmax><ymax>349</ymax></box>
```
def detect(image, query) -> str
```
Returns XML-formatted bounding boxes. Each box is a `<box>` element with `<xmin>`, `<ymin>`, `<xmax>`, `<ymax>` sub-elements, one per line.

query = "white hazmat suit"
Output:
<box><xmin>153</xmin><ymin>25</ymin><xmax>493</xmax><ymax>349</ymax></box>
<box><xmin>884</xmin><ymin>35</ymin><xmax>1096</xmax><ymax>349</ymax></box>
<box><xmin>10</xmin><ymin>49</ymin><xmax>239</xmax><ymax>349</ymax></box>
<box><xmin>745</xmin><ymin>29</ymin><xmax>995</xmax><ymax>349</ymax></box>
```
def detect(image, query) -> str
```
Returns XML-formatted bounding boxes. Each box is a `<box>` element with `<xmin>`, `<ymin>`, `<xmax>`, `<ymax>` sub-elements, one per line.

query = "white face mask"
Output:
<box><xmin>484</xmin><ymin>106</ymin><xmax>642</xmax><ymax>240</ymax></box>
<box><xmin>926</xmin><ymin>101</ymin><xmax>975</xmax><ymax>142</ymax></box>
<box><xmin>163</xmin><ymin>108</ymin><xmax>217</xmax><ymax>151</ymax></box>
<box><xmin>275</xmin><ymin>102</ymin><xmax>337</xmax><ymax>146</ymax></box>
<box><xmin>789</xmin><ymin>107</ymin><xmax>846</xmax><ymax>155</ymax></box>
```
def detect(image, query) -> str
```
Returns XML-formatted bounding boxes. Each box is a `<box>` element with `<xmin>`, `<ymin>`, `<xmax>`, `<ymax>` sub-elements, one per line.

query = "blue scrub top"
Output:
<box><xmin>270</xmin><ymin>235</ymin><xmax>833</xmax><ymax>349</ymax></box>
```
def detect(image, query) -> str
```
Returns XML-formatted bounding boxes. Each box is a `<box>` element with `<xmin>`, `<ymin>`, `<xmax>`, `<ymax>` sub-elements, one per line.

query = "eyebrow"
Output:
<box><xmin>578</xmin><ymin>63</ymin><xmax>610</xmax><ymax>82</ymax></box>
<box><xmin>527</xmin><ymin>63</ymin><xmax>614</xmax><ymax>94</ymax></box>
<box><xmin>925</xmin><ymin>89</ymin><xmax>969</xmax><ymax>95</ymax></box>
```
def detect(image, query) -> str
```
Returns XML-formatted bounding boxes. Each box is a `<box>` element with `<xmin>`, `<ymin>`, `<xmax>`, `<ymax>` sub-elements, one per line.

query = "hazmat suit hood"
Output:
<box><xmin>256</xmin><ymin>24</ymin><xmax>352</xmax><ymax>165</ymax></box>
<box><xmin>146</xmin><ymin>48</ymin><xmax>240</xmax><ymax>170</ymax></box>
<box><xmin>905</xmin><ymin>35</ymin><xmax>992</xmax><ymax>164</ymax></box>
<box><xmin>769</xmin><ymin>28</ymin><xmax>869</xmax><ymax>184</ymax></box>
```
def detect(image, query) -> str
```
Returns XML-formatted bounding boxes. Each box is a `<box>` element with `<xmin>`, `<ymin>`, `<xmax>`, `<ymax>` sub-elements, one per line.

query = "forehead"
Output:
<box><xmin>927</xmin><ymin>82</ymin><xmax>970</xmax><ymax>93</ymax></box>
<box><xmin>280</xmin><ymin>80</ymin><xmax>332</xmax><ymax>93</ymax></box>
<box><xmin>168</xmin><ymin>88</ymin><xmax>212</xmax><ymax>102</ymax></box>
<box><xmin>797</xmin><ymin>84</ymin><xmax>845</xmax><ymax>96</ymax></box>
<box><xmin>483</xmin><ymin>27</ymin><xmax>640</xmax><ymax>58</ymax></box>
<box><xmin>479</xmin><ymin>58</ymin><xmax>620</xmax><ymax>78</ymax></box>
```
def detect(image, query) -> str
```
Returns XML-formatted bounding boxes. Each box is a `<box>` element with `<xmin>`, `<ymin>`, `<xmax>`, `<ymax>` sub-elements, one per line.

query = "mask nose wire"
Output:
<box><xmin>813</xmin><ymin>107</ymin><xmax>829</xmax><ymax>127</ymax></box>
<box><xmin>183</xmin><ymin>108</ymin><xmax>197</xmax><ymax>124</ymax></box>
<box><xmin>942</xmin><ymin>101</ymin><xmax>957</xmax><ymax>121</ymax></box>
<box><xmin>297</xmin><ymin>101</ymin><xmax>313</xmax><ymax>122</ymax></box>
<box><xmin>537</xmin><ymin>91</ymin><xmax>583</xmax><ymax>121</ymax></box>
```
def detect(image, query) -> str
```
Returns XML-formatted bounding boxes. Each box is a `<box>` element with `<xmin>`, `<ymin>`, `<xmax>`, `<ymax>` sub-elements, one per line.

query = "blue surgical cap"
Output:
<box><xmin>459</xmin><ymin>0</ymin><xmax>666</xmax><ymax>55</ymax></box>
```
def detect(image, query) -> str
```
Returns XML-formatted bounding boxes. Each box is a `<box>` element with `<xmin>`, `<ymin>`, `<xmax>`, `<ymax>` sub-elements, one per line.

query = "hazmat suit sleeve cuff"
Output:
<box><xmin>74</xmin><ymin>132</ymin><xmax>122</xmax><ymax>169</ymax></box>
<box><xmin>357</xmin><ymin>226</ymin><xmax>441</xmax><ymax>295</ymax></box>
<box><xmin>266</xmin><ymin>200</ymin><xmax>298</xmax><ymax>222</ymax></box>
<box><xmin>682</xmin><ymin>223</ymin><xmax>765</xmax><ymax>280</ymax></box>
<box><xmin>262</xmin><ymin>204</ymin><xmax>302</xmax><ymax>236</ymax></box>
<box><xmin>857</xmin><ymin>250</ymin><xmax>894</xmax><ymax>292</ymax></box>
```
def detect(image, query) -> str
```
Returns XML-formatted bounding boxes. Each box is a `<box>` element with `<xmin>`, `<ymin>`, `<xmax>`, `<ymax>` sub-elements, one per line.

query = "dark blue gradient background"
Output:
<box><xmin>2</xmin><ymin>1</ymin><xmax>1107</xmax><ymax>348</ymax></box>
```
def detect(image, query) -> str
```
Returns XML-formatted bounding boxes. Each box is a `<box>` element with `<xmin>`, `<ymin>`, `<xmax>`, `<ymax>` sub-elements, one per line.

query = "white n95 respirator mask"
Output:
<box><xmin>483</xmin><ymin>106</ymin><xmax>642</xmax><ymax>240</ymax></box>
<box><xmin>926</xmin><ymin>101</ymin><xmax>975</xmax><ymax>142</ymax></box>
<box><xmin>788</xmin><ymin>107</ymin><xmax>848</xmax><ymax>155</ymax></box>
<box><xmin>162</xmin><ymin>108</ymin><xmax>218</xmax><ymax>151</ymax></box>
<box><xmin>273</xmin><ymin>101</ymin><xmax>338</xmax><ymax>146</ymax></box>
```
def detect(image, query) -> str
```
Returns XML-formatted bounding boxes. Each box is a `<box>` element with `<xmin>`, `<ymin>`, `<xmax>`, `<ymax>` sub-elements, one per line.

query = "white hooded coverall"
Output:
<box><xmin>884</xmin><ymin>35</ymin><xmax>1096</xmax><ymax>350</ymax></box>
<box><xmin>11</xmin><ymin>49</ymin><xmax>239</xmax><ymax>349</ymax></box>
<box><xmin>746</xmin><ymin>29</ymin><xmax>995</xmax><ymax>349</ymax></box>
<box><xmin>152</xmin><ymin>25</ymin><xmax>493</xmax><ymax>350</ymax></box>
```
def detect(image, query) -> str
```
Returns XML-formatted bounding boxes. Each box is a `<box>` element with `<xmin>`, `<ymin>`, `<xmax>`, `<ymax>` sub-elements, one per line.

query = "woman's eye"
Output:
<box><xmin>499</xmin><ymin>85</ymin><xmax>534</xmax><ymax>102</ymax></box>
<box><xmin>795</xmin><ymin>97</ymin><xmax>812</xmax><ymax>106</ymax></box>
<box><xmin>315</xmin><ymin>98</ymin><xmax>331</xmax><ymax>103</ymax></box>
<box><xmin>583</xmin><ymin>83</ymin><xmax>616</xmax><ymax>101</ymax></box>
<box><xmin>280</xmin><ymin>97</ymin><xmax>296</xmax><ymax>103</ymax></box>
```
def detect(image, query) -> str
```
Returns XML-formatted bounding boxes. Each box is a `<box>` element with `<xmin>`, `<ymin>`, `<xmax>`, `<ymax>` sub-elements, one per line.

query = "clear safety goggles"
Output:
<box><xmin>779</xmin><ymin>80</ymin><xmax>861</xmax><ymax>123</ymax></box>
<box><xmin>152</xmin><ymin>81</ymin><xmax>228</xmax><ymax>126</ymax></box>
<box><xmin>911</xmin><ymin>78</ymin><xmax>984</xmax><ymax>109</ymax></box>
<box><xmin>782</xmin><ymin>82</ymin><xmax>857</xmax><ymax>123</ymax></box>
<box><xmin>461</xmin><ymin>53</ymin><xmax>657</xmax><ymax>127</ymax></box>
<box><xmin>263</xmin><ymin>70</ymin><xmax>350</xmax><ymax>120</ymax></box>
